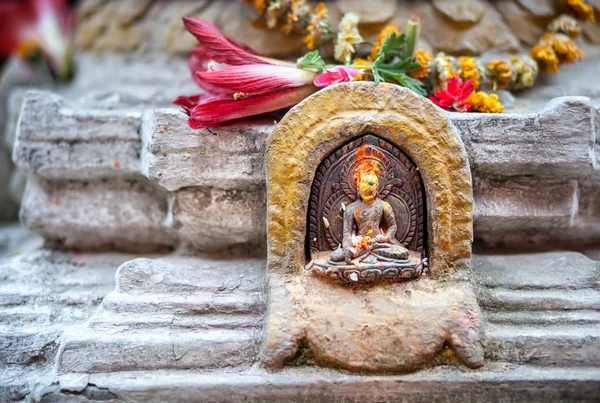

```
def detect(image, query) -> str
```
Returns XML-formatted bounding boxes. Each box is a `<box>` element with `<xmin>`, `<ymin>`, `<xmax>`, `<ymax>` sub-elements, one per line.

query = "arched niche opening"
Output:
<box><xmin>306</xmin><ymin>134</ymin><xmax>427</xmax><ymax>283</ymax></box>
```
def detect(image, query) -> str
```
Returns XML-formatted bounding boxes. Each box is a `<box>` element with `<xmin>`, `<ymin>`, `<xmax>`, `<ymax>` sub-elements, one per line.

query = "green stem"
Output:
<box><xmin>324</xmin><ymin>64</ymin><xmax>372</xmax><ymax>69</ymax></box>
<box><xmin>405</xmin><ymin>18</ymin><xmax>420</xmax><ymax>59</ymax></box>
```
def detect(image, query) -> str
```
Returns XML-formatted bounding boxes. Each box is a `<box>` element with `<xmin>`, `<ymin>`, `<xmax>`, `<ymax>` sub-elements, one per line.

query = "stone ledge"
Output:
<box><xmin>141</xmin><ymin>109</ymin><xmax>269</xmax><ymax>192</ymax></box>
<box><xmin>14</xmin><ymin>90</ymin><xmax>143</xmax><ymax>180</ymax></box>
<box><xmin>14</xmin><ymin>91</ymin><xmax>600</xmax><ymax>188</ymax></box>
<box><xmin>43</xmin><ymin>365</ymin><xmax>600</xmax><ymax>402</ymax></box>
<box><xmin>20</xmin><ymin>178</ymin><xmax>177</xmax><ymax>252</ymax></box>
<box><xmin>451</xmin><ymin>96</ymin><xmax>597</xmax><ymax>179</ymax></box>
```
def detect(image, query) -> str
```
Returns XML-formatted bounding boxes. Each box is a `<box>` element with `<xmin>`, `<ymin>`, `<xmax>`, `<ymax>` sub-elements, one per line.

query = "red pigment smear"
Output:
<box><xmin>114</xmin><ymin>159</ymin><xmax>121</xmax><ymax>169</ymax></box>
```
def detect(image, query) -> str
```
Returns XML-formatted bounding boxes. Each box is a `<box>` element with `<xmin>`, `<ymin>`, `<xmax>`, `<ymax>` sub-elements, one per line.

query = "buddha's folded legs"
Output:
<box><xmin>372</xmin><ymin>244</ymin><xmax>409</xmax><ymax>260</ymax></box>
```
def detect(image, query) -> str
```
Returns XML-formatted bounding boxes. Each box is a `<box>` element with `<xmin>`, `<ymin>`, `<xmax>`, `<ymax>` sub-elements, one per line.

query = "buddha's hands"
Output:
<box><xmin>375</xmin><ymin>234</ymin><xmax>389</xmax><ymax>243</ymax></box>
<box><xmin>343</xmin><ymin>248</ymin><xmax>353</xmax><ymax>264</ymax></box>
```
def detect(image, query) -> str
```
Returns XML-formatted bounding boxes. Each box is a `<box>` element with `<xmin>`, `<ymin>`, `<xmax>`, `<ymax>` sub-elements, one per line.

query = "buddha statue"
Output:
<box><xmin>328</xmin><ymin>167</ymin><xmax>410</xmax><ymax>266</ymax></box>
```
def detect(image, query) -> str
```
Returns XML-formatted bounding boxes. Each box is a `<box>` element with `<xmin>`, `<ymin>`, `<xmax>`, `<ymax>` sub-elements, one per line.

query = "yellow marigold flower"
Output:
<box><xmin>486</xmin><ymin>60</ymin><xmax>517</xmax><ymax>91</ymax></box>
<box><xmin>283</xmin><ymin>0</ymin><xmax>311</xmax><ymax>35</ymax></box>
<box><xmin>431</xmin><ymin>52</ymin><xmax>456</xmax><ymax>91</ymax></box>
<box><xmin>303</xmin><ymin>2</ymin><xmax>331</xmax><ymax>50</ymax></box>
<box><xmin>368</xmin><ymin>25</ymin><xmax>400</xmax><ymax>61</ymax></box>
<box><xmin>530</xmin><ymin>45</ymin><xmax>560</xmax><ymax>72</ymax></box>
<box><xmin>456</xmin><ymin>56</ymin><xmax>483</xmax><ymax>90</ymax></box>
<box><xmin>352</xmin><ymin>58</ymin><xmax>372</xmax><ymax>80</ymax></box>
<box><xmin>541</xmin><ymin>32</ymin><xmax>585</xmax><ymax>64</ymax></box>
<box><xmin>334</xmin><ymin>12</ymin><xmax>363</xmax><ymax>64</ymax></box>
<box><xmin>254</xmin><ymin>0</ymin><xmax>268</xmax><ymax>14</ymax></box>
<box><xmin>548</xmin><ymin>14</ymin><xmax>582</xmax><ymax>39</ymax></box>
<box><xmin>560</xmin><ymin>0</ymin><xmax>595</xmax><ymax>22</ymax></box>
<box><xmin>466</xmin><ymin>91</ymin><xmax>504</xmax><ymax>113</ymax></box>
<box><xmin>407</xmin><ymin>49</ymin><xmax>433</xmax><ymax>81</ymax></box>
<box><xmin>509</xmin><ymin>56</ymin><xmax>538</xmax><ymax>89</ymax></box>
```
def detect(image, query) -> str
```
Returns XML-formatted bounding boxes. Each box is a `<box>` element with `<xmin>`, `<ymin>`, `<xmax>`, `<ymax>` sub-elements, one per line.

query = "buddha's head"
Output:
<box><xmin>357</xmin><ymin>169</ymin><xmax>379</xmax><ymax>202</ymax></box>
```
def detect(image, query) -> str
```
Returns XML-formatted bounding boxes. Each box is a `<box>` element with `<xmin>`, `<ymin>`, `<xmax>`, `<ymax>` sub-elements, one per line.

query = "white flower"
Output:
<box><xmin>334</xmin><ymin>13</ymin><xmax>363</xmax><ymax>64</ymax></box>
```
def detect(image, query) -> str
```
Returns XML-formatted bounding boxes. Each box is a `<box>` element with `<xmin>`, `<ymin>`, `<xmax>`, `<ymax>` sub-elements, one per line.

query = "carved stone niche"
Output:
<box><xmin>263</xmin><ymin>82</ymin><xmax>484</xmax><ymax>374</ymax></box>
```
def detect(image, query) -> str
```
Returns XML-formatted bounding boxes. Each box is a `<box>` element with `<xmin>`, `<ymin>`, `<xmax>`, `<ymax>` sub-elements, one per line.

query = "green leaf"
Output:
<box><xmin>371</xmin><ymin>31</ymin><xmax>425</xmax><ymax>96</ymax></box>
<box><xmin>297</xmin><ymin>50</ymin><xmax>326</xmax><ymax>73</ymax></box>
<box><xmin>376</xmin><ymin>32</ymin><xmax>407</xmax><ymax>62</ymax></box>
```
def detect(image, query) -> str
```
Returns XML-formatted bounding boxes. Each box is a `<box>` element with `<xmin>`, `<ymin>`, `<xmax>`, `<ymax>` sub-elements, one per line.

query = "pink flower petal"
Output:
<box><xmin>313</xmin><ymin>66</ymin><xmax>361</xmax><ymax>88</ymax></box>
<box><xmin>197</xmin><ymin>65</ymin><xmax>315</xmax><ymax>96</ymax></box>
<box><xmin>188</xmin><ymin>86</ymin><xmax>317</xmax><ymax>128</ymax></box>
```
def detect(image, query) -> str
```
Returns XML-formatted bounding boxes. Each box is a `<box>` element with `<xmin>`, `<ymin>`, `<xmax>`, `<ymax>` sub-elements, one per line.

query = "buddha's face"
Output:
<box><xmin>358</xmin><ymin>170</ymin><xmax>378</xmax><ymax>202</ymax></box>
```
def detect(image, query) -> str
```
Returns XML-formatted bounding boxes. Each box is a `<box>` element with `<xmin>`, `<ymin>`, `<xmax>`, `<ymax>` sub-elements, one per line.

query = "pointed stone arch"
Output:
<box><xmin>266</xmin><ymin>82</ymin><xmax>473</xmax><ymax>278</ymax></box>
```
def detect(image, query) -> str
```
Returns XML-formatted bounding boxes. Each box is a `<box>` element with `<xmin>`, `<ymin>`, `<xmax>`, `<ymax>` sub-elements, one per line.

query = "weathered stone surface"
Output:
<box><xmin>0</xmin><ymin>249</ymin><xmax>130</xmax><ymax>402</ymax></box>
<box><xmin>432</xmin><ymin>0</ymin><xmax>486</xmax><ymax>24</ymax></box>
<box><xmin>418</xmin><ymin>1</ymin><xmax>519</xmax><ymax>55</ymax></box>
<box><xmin>515</xmin><ymin>0</ymin><xmax>556</xmax><ymax>16</ymax></box>
<box><xmin>336</xmin><ymin>0</ymin><xmax>396</xmax><ymax>24</ymax></box>
<box><xmin>56</xmin><ymin>256</ymin><xmax>265</xmax><ymax>374</ymax></box>
<box><xmin>474</xmin><ymin>178</ymin><xmax>578</xmax><ymax>232</ymax></box>
<box><xmin>20</xmin><ymin>178</ymin><xmax>177</xmax><ymax>252</ymax></box>
<box><xmin>72</xmin><ymin>0</ymin><xmax>561</xmax><ymax>57</ymax></box>
<box><xmin>44</xmin><ymin>366</ymin><xmax>600</xmax><ymax>402</ymax></box>
<box><xmin>452</xmin><ymin>96</ymin><xmax>596</xmax><ymax>179</ymax></box>
<box><xmin>472</xmin><ymin>252</ymin><xmax>600</xmax><ymax>366</ymax></box>
<box><xmin>14</xmin><ymin>91</ymin><xmax>142</xmax><ymax>180</ymax></box>
<box><xmin>265</xmin><ymin>275</ymin><xmax>485</xmax><ymax>372</ymax></box>
<box><xmin>473</xmin><ymin>252</ymin><xmax>599</xmax><ymax>289</ymax></box>
<box><xmin>141</xmin><ymin>109</ymin><xmax>269</xmax><ymax>191</ymax></box>
<box><xmin>496</xmin><ymin>0</ymin><xmax>548</xmax><ymax>46</ymax></box>
<box><xmin>172</xmin><ymin>187</ymin><xmax>266</xmax><ymax>251</ymax></box>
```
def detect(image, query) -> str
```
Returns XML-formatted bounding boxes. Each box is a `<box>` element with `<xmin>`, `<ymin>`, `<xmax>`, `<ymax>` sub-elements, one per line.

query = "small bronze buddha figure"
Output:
<box><xmin>311</xmin><ymin>156</ymin><xmax>424</xmax><ymax>283</ymax></box>
<box><xmin>329</xmin><ymin>167</ymin><xmax>410</xmax><ymax>265</ymax></box>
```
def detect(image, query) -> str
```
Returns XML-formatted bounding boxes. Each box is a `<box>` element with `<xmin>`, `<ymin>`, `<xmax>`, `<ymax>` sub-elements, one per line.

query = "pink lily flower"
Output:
<box><xmin>314</xmin><ymin>66</ymin><xmax>362</xmax><ymax>88</ymax></box>
<box><xmin>176</xmin><ymin>18</ymin><xmax>358</xmax><ymax>129</ymax></box>
<box><xmin>0</xmin><ymin>0</ymin><xmax>73</xmax><ymax>81</ymax></box>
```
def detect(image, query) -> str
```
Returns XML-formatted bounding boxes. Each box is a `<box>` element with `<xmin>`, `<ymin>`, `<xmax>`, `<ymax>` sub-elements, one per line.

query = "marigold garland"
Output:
<box><xmin>241</xmin><ymin>0</ymin><xmax>597</xmax><ymax>113</ymax></box>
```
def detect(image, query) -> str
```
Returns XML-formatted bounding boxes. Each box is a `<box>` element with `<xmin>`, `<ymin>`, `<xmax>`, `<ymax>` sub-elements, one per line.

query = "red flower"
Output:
<box><xmin>0</xmin><ymin>0</ymin><xmax>73</xmax><ymax>80</ymax></box>
<box><xmin>429</xmin><ymin>77</ymin><xmax>474</xmax><ymax>112</ymax></box>
<box><xmin>175</xmin><ymin>18</ymin><xmax>319</xmax><ymax>129</ymax></box>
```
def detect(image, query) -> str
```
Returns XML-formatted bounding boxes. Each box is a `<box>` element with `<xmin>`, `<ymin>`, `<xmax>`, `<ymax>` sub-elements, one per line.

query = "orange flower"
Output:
<box><xmin>560</xmin><ymin>0</ymin><xmax>595</xmax><ymax>22</ymax></box>
<box><xmin>541</xmin><ymin>32</ymin><xmax>585</xmax><ymax>64</ymax></box>
<box><xmin>465</xmin><ymin>91</ymin><xmax>504</xmax><ymax>113</ymax></box>
<box><xmin>530</xmin><ymin>45</ymin><xmax>560</xmax><ymax>73</ymax></box>
<box><xmin>408</xmin><ymin>49</ymin><xmax>433</xmax><ymax>80</ymax></box>
<box><xmin>456</xmin><ymin>56</ymin><xmax>482</xmax><ymax>90</ymax></box>
<box><xmin>368</xmin><ymin>25</ymin><xmax>399</xmax><ymax>61</ymax></box>
<box><xmin>486</xmin><ymin>60</ymin><xmax>516</xmax><ymax>90</ymax></box>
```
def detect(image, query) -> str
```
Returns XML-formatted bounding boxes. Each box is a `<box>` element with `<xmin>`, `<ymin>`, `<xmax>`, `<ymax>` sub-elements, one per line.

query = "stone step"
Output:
<box><xmin>472</xmin><ymin>252</ymin><xmax>600</xmax><ymax>290</ymax></box>
<box><xmin>57</xmin><ymin>327</ymin><xmax>260</xmax><ymax>374</ymax></box>
<box><xmin>46</xmin><ymin>365</ymin><xmax>600</xmax><ymax>402</ymax></box>
<box><xmin>100</xmin><ymin>291</ymin><xmax>265</xmax><ymax>315</ymax></box>
<box><xmin>0</xmin><ymin>305</ymin><xmax>52</xmax><ymax>327</ymax></box>
<box><xmin>485</xmin><ymin>323</ymin><xmax>600</xmax><ymax>366</ymax></box>
<box><xmin>88</xmin><ymin>309</ymin><xmax>263</xmax><ymax>331</ymax></box>
<box><xmin>114</xmin><ymin>257</ymin><xmax>266</xmax><ymax>296</ymax></box>
<box><xmin>479</xmin><ymin>288</ymin><xmax>600</xmax><ymax>311</ymax></box>
<box><xmin>0</xmin><ymin>328</ymin><xmax>61</xmax><ymax>366</ymax></box>
<box><xmin>486</xmin><ymin>310</ymin><xmax>600</xmax><ymax>325</ymax></box>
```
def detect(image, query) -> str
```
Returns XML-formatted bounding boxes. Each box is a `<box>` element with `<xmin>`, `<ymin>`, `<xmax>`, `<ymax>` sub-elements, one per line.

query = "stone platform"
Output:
<box><xmin>0</xmin><ymin>248</ymin><xmax>587</xmax><ymax>402</ymax></box>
